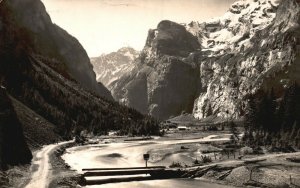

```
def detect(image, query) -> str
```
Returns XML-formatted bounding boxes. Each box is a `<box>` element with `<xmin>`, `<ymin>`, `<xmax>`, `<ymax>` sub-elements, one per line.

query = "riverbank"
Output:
<box><xmin>61</xmin><ymin>134</ymin><xmax>300</xmax><ymax>188</ymax></box>
<box><xmin>1</xmin><ymin>141</ymin><xmax>75</xmax><ymax>188</ymax></box>
<box><xmin>0</xmin><ymin>163</ymin><xmax>31</xmax><ymax>188</ymax></box>
<box><xmin>7</xmin><ymin>133</ymin><xmax>299</xmax><ymax>188</ymax></box>
<box><xmin>184</xmin><ymin>152</ymin><xmax>300</xmax><ymax>187</ymax></box>
<box><xmin>48</xmin><ymin>142</ymin><xmax>81</xmax><ymax>188</ymax></box>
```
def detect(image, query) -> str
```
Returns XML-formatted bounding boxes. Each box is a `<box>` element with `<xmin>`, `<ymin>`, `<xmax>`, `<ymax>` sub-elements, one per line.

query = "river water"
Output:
<box><xmin>62</xmin><ymin>134</ymin><xmax>234</xmax><ymax>188</ymax></box>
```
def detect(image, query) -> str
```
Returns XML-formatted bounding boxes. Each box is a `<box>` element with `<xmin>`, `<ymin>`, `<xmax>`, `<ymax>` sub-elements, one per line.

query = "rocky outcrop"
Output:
<box><xmin>110</xmin><ymin>20</ymin><xmax>201</xmax><ymax>120</ymax></box>
<box><xmin>1</xmin><ymin>0</ymin><xmax>112</xmax><ymax>100</ymax></box>
<box><xmin>190</xmin><ymin>0</ymin><xmax>300</xmax><ymax>119</ymax></box>
<box><xmin>111</xmin><ymin>0</ymin><xmax>300</xmax><ymax>120</ymax></box>
<box><xmin>0</xmin><ymin>88</ymin><xmax>32</xmax><ymax>169</ymax></box>
<box><xmin>91</xmin><ymin>47</ymin><xmax>139</xmax><ymax>87</ymax></box>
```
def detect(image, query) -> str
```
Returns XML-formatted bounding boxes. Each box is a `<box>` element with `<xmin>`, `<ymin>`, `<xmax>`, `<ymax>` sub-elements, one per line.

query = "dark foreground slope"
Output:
<box><xmin>0</xmin><ymin>88</ymin><xmax>32</xmax><ymax>170</ymax></box>
<box><xmin>0</xmin><ymin>0</ymin><xmax>159</xmax><ymax>168</ymax></box>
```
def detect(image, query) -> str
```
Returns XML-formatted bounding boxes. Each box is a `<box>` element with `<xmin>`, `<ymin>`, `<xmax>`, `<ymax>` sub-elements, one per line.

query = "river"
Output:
<box><xmin>62</xmin><ymin>134</ymin><xmax>234</xmax><ymax>188</ymax></box>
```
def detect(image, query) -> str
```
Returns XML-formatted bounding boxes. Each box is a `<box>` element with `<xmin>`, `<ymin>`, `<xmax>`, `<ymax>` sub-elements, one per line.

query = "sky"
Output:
<box><xmin>41</xmin><ymin>0</ymin><xmax>236</xmax><ymax>57</ymax></box>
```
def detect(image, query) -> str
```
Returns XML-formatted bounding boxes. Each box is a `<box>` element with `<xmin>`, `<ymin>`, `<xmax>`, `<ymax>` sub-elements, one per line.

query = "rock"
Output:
<box><xmin>91</xmin><ymin>47</ymin><xmax>139</xmax><ymax>87</ymax></box>
<box><xmin>111</xmin><ymin>0</ymin><xmax>300</xmax><ymax>120</ymax></box>
<box><xmin>191</xmin><ymin>0</ymin><xmax>300</xmax><ymax>119</ymax></box>
<box><xmin>110</xmin><ymin>20</ymin><xmax>201</xmax><ymax>120</ymax></box>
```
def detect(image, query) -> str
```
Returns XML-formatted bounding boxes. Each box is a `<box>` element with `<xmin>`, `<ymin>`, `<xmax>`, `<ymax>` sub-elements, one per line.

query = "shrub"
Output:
<box><xmin>252</xmin><ymin>146</ymin><xmax>264</xmax><ymax>154</ymax></box>
<box><xmin>169</xmin><ymin>161</ymin><xmax>183</xmax><ymax>168</ymax></box>
<box><xmin>200</xmin><ymin>155</ymin><xmax>212</xmax><ymax>163</ymax></box>
<box><xmin>207</xmin><ymin>125</ymin><xmax>218</xmax><ymax>131</ymax></box>
<box><xmin>193</xmin><ymin>158</ymin><xmax>200</xmax><ymax>165</ymax></box>
<box><xmin>240</xmin><ymin>146</ymin><xmax>253</xmax><ymax>155</ymax></box>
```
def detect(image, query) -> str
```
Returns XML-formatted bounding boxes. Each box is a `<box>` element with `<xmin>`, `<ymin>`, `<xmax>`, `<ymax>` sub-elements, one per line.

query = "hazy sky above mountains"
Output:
<box><xmin>42</xmin><ymin>0</ymin><xmax>236</xmax><ymax>57</ymax></box>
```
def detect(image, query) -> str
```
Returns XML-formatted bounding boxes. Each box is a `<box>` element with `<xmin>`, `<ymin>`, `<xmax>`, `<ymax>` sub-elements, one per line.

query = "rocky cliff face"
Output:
<box><xmin>190</xmin><ymin>0</ymin><xmax>300</xmax><ymax>119</ymax></box>
<box><xmin>1</xmin><ymin>0</ymin><xmax>112</xmax><ymax>100</ymax></box>
<box><xmin>91</xmin><ymin>47</ymin><xmax>139</xmax><ymax>87</ymax></box>
<box><xmin>111</xmin><ymin>0</ymin><xmax>300</xmax><ymax>120</ymax></box>
<box><xmin>110</xmin><ymin>21</ymin><xmax>201</xmax><ymax>119</ymax></box>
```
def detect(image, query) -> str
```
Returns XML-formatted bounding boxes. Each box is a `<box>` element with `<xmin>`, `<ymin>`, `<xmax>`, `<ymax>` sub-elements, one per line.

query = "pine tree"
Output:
<box><xmin>230</xmin><ymin>121</ymin><xmax>239</xmax><ymax>142</ymax></box>
<box><xmin>244</xmin><ymin>95</ymin><xmax>257</xmax><ymax>136</ymax></box>
<box><xmin>282</xmin><ymin>83</ymin><xmax>297</xmax><ymax>130</ymax></box>
<box><xmin>267</xmin><ymin>88</ymin><xmax>277</xmax><ymax>132</ymax></box>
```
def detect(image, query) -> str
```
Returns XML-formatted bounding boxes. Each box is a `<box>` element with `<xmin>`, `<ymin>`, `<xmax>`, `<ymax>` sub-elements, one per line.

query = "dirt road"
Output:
<box><xmin>25</xmin><ymin>140</ymin><xmax>73</xmax><ymax>188</ymax></box>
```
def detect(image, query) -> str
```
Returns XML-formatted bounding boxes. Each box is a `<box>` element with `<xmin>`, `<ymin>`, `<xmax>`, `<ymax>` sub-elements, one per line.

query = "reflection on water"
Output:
<box><xmin>87</xmin><ymin>179</ymin><xmax>234</xmax><ymax>188</ymax></box>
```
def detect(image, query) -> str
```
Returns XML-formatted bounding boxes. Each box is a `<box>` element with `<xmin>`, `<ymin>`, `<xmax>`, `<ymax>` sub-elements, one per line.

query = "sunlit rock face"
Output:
<box><xmin>91</xmin><ymin>47</ymin><xmax>139</xmax><ymax>87</ymax></box>
<box><xmin>190</xmin><ymin>0</ymin><xmax>300</xmax><ymax>119</ymax></box>
<box><xmin>111</xmin><ymin>0</ymin><xmax>300</xmax><ymax>120</ymax></box>
<box><xmin>110</xmin><ymin>21</ymin><xmax>201</xmax><ymax>120</ymax></box>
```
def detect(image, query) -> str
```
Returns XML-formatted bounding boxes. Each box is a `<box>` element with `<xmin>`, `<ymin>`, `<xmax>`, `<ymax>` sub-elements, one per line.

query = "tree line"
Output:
<box><xmin>243</xmin><ymin>83</ymin><xmax>300</xmax><ymax>149</ymax></box>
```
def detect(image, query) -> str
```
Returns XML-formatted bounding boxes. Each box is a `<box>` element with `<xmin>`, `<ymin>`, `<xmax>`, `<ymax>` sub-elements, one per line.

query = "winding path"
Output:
<box><xmin>25</xmin><ymin>140</ymin><xmax>73</xmax><ymax>188</ymax></box>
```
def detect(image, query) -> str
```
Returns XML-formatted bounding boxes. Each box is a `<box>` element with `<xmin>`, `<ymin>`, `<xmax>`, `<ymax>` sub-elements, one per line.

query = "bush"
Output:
<box><xmin>180</xmin><ymin>146</ymin><xmax>189</xmax><ymax>149</ymax></box>
<box><xmin>240</xmin><ymin>146</ymin><xmax>253</xmax><ymax>155</ymax></box>
<box><xmin>252</xmin><ymin>146</ymin><xmax>264</xmax><ymax>154</ymax></box>
<box><xmin>200</xmin><ymin>155</ymin><xmax>212</xmax><ymax>163</ymax></box>
<box><xmin>169</xmin><ymin>161</ymin><xmax>183</xmax><ymax>168</ymax></box>
<box><xmin>193</xmin><ymin>158</ymin><xmax>200</xmax><ymax>165</ymax></box>
<box><xmin>207</xmin><ymin>125</ymin><xmax>218</xmax><ymax>131</ymax></box>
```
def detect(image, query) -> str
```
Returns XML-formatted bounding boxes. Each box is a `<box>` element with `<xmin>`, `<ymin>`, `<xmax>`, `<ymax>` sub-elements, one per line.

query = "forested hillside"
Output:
<box><xmin>0</xmin><ymin>88</ymin><xmax>32</xmax><ymax>169</ymax></box>
<box><xmin>0</xmin><ymin>0</ymin><xmax>160</xmax><ymax>168</ymax></box>
<box><xmin>244</xmin><ymin>83</ymin><xmax>300</xmax><ymax>149</ymax></box>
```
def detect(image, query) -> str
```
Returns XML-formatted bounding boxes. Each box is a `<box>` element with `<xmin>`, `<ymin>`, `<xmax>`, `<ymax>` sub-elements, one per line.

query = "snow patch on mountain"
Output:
<box><xmin>187</xmin><ymin>0</ymin><xmax>281</xmax><ymax>55</ymax></box>
<box><xmin>185</xmin><ymin>0</ymin><xmax>300</xmax><ymax>119</ymax></box>
<box><xmin>109</xmin><ymin>0</ymin><xmax>300</xmax><ymax>120</ymax></box>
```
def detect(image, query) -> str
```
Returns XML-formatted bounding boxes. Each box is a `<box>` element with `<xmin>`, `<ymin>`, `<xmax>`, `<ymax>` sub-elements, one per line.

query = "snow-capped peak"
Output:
<box><xmin>187</xmin><ymin>0</ymin><xmax>282</xmax><ymax>54</ymax></box>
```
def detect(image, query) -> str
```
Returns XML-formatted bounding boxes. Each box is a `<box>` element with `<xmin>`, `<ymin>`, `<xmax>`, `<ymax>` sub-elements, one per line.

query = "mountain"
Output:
<box><xmin>0</xmin><ymin>0</ymin><xmax>159</xmax><ymax>168</ymax></box>
<box><xmin>110</xmin><ymin>21</ymin><xmax>201</xmax><ymax>119</ymax></box>
<box><xmin>189</xmin><ymin>0</ymin><xmax>300</xmax><ymax>119</ymax></box>
<box><xmin>0</xmin><ymin>0</ymin><xmax>112</xmax><ymax>100</ymax></box>
<box><xmin>110</xmin><ymin>0</ymin><xmax>300</xmax><ymax>120</ymax></box>
<box><xmin>91</xmin><ymin>47</ymin><xmax>139</xmax><ymax>87</ymax></box>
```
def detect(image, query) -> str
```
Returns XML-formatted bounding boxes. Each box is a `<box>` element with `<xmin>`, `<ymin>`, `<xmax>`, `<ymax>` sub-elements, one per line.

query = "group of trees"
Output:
<box><xmin>243</xmin><ymin>83</ymin><xmax>300</xmax><ymax>149</ymax></box>
<box><xmin>0</xmin><ymin>32</ymin><xmax>160</xmax><ymax>140</ymax></box>
<box><xmin>19</xmin><ymin>63</ymin><xmax>160</xmax><ymax>138</ymax></box>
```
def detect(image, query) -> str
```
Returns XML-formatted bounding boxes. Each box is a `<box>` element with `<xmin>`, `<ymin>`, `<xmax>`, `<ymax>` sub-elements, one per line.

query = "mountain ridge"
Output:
<box><xmin>110</xmin><ymin>0</ymin><xmax>300</xmax><ymax>120</ymax></box>
<box><xmin>0</xmin><ymin>0</ymin><xmax>159</xmax><ymax>168</ymax></box>
<box><xmin>91</xmin><ymin>47</ymin><xmax>139</xmax><ymax>87</ymax></box>
<box><xmin>2</xmin><ymin>0</ymin><xmax>113</xmax><ymax>100</ymax></box>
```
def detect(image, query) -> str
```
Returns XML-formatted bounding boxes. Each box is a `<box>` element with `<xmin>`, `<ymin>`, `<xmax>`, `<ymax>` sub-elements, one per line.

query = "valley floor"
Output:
<box><xmin>185</xmin><ymin>152</ymin><xmax>300</xmax><ymax>187</ymax></box>
<box><xmin>4</xmin><ymin>131</ymin><xmax>300</xmax><ymax>188</ymax></box>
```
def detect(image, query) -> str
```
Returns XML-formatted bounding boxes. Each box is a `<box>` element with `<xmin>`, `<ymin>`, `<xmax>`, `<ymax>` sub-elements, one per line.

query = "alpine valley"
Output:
<box><xmin>1</xmin><ymin>0</ymin><xmax>300</xmax><ymax>187</ymax></box>
<box><xmin>0</xmin><ymin>0</ymin><xmax>159</xmax><ymax>169</ymax></box>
